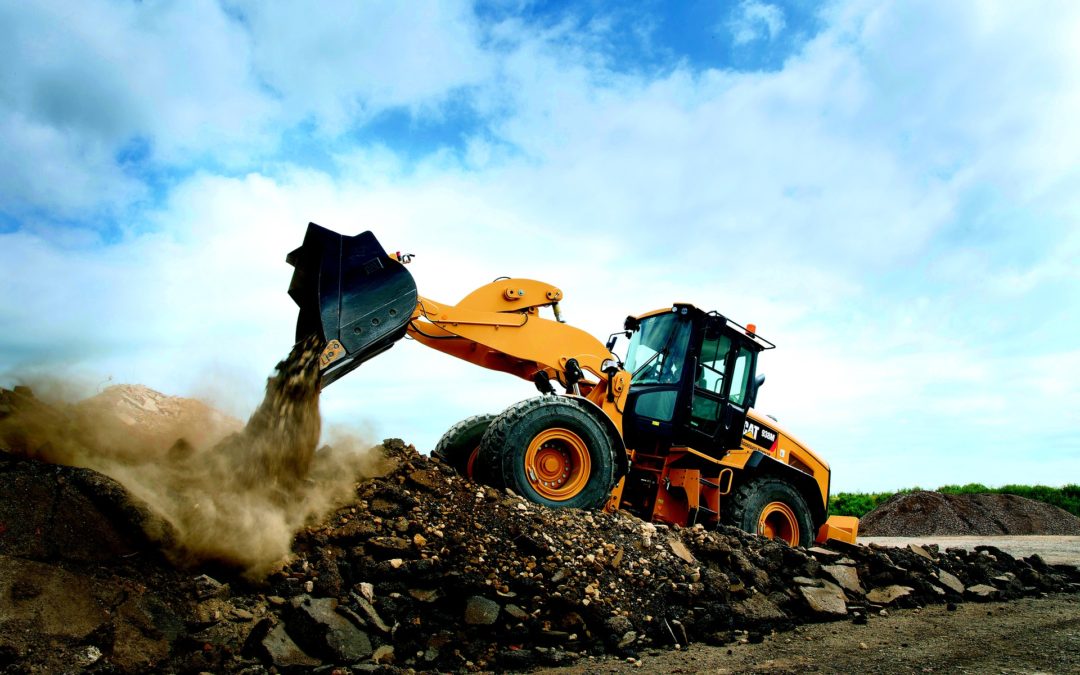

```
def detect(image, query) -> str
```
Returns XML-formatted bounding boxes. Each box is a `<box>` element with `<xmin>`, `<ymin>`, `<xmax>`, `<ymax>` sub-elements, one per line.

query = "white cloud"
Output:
<box><xmin>230</xmin><ymin>0</ymin><xmax>492</xmax><ymax>133</ymax></box>
<box><xmin>0</xmin><ymin>0</ymin><xmax>492</xmax><ymax>218</ymax></box>
<box><xmin>2</xmin><ymin>0</ymin><xmax>1079</xmax><ymax>493</ymax></box>
<box><xmin>0</xmin><ymin>0</ymin><xmax>273</xmax><ymax>216</ymax></box>
<box><xmin>727</xmin><ymin>1</ymin><xmax>786</xmax><ymax>45</ymax></box>
<box><xmin>0</xmin><ymin>111</ymin><xmax>145</xmax><ymax>218</ymax></box>
<box><xmin>830</xmin><ymin>0</ymin><xmax>1080</xmax><ymax>199</ymax></box>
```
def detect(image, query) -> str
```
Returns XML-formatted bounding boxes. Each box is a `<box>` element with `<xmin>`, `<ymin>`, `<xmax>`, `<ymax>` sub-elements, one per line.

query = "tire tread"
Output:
<box><xmin>724</xmin><ymin>476</ymin><xmax>814</xmax><ymax>546</ymax></box>
<box><xmin>432</xmin><ymin>413</ymin><xmax>496</xmax><ymax>474</ymax></box>
<box><xmin>477</xmin><ymin>396</ymin><xmax>616</xmax><ymax>508</ymax></box>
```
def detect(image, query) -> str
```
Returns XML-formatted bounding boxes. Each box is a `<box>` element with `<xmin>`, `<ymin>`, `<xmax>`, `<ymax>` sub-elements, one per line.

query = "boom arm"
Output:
<box><xmin>408</xmin><ymin>279</ymin><xmax>614</xmax><ymax>390</ymax></box>
<box><xmin>286</xmin><ymin>223</ymin><xmax>617</xmax><ymax>392</ymax></box>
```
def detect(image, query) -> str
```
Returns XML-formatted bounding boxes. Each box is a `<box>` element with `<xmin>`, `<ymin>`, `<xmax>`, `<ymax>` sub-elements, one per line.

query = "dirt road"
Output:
<box><xmin>539</xmin><ymin>593</ymin><xmax>1080</xmax><ymax>674</ymax></box>
<box><xmin>860</xmin><ymin>535</ymin><xmax>1080</xmax><ymax>566</ymax></box>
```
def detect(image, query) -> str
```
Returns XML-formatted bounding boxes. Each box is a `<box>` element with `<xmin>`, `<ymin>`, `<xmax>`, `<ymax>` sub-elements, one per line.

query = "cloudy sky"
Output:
<box><xmin>2</xmin><ymin>0</ymin><xmax>1077</xmax><ymax>492</ymax></box>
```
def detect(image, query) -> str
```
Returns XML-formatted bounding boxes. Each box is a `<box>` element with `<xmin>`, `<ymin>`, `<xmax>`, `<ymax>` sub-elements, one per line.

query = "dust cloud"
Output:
<box><xmin>0</xmin><ymin>336</ymin><xmax>389</xmax><ymax>578</ymax></box>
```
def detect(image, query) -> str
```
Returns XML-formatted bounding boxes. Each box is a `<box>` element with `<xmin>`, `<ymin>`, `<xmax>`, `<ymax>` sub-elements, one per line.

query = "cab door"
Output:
<box><xmin>685</xmin><ymin>324</ymin><xmax>757</xmax><ymax>455</ymax></box>
<box><xmin>621</xmin><ymin>311</ymin><xmax>696</xmax><ymax>449</ymax></box>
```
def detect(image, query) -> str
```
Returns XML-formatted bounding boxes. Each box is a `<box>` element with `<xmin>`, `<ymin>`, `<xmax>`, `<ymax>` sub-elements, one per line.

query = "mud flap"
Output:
<box><xmin>286</xmin><ymin>223</ymin><xmax>417</xmax><ymax>387</ymax></box>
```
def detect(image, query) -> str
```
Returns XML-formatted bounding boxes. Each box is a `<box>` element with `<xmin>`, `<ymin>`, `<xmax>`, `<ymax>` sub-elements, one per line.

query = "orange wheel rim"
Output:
<box><xmin>465</xmin><ymin>446</ymin><xmax>480</xmax><ymax>479</ymax></box>
<box><xmin>523</xmin><ymin>428</ymin><xmax>590</xmax><ymax>500</ymax></box>
<box><xmin>758</xmin><ymin>501</ymin><xmax>799</xmax><ymax>545</ymax></box>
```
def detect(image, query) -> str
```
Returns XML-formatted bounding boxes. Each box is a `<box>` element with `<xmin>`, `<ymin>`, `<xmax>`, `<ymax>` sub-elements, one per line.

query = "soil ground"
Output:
<box><xmin>861</xmin><ymin>535</ymin><xmax>1080</xmax><ymax>566</ymax></box>
<box><xmin>539</xmin><ymin>592</ymin><xmax>1080</xmax><ymax>674</ymax></box>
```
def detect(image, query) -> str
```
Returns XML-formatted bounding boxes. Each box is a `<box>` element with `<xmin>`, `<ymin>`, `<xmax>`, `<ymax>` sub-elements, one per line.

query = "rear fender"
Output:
<box><xmin>742</xmin><ymin>451</ymin><xmax>828</xmax><ymax>528</ymax></box>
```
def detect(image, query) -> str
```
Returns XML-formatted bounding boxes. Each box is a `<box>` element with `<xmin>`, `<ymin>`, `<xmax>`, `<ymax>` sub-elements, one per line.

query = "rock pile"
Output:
<box><xmin>234</xmin><ymin>442</ymin><xmax>1080</xmax><ymax>671</ymax></box>
<box><xmin>3</xmin><ymin>438</ymin><xmax>1080</xmax><ymax>673</ymax></box>
<box><xmin>860</xmin><ymin>490</ymin><xmax>1080</xmax><ymax>536</ymax></box>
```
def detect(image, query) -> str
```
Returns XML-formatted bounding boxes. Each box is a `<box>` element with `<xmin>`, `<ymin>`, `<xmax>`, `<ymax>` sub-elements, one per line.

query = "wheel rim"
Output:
<box><xmin>523</xmin><ymin>428</ymin><xmax>591</xmax><ymax>500</ymax></box>
<box><xmin>758</xmin><ymin>501</ymin><xmax>799</xmax><ymax>545</ymax></box>
<box><xmin>465</xmin><ymin>446</ymin><xmax>480</xmax><ymax>479</ymax></box>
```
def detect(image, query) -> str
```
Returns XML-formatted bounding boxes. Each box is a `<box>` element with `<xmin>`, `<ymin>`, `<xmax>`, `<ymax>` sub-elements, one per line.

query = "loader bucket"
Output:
<box><xmin>286</xmin><ymin>223</ymin><xmax>418</xmax><ymax>387</ymax></box>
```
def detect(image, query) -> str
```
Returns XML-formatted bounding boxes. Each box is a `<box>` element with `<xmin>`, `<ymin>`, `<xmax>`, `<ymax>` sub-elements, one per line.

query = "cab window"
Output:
<box><xmin>728</xmin><ymin>346</ymin><xmax>755</xmax><ymax>406</ymax></box>
<box><xmin>690</xmin><ymin>332</ymin><xmax>731</xmax><ymax>434</ymax></box>
<box><xmin>696</xmin><ymin>333</ymin><xmax>731</xmax><ymax>394</ymax></box>
<box><xmin>625</xmin><ymin>313</ymin><xmax>692</xmax><ymax>386</ymax></box>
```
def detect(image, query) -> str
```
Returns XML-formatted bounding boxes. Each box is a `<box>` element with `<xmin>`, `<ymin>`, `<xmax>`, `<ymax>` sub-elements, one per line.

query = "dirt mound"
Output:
<box><xmin>3</xmin><ymin>361</ymin><xmax>1080</xmax><ymax>672</ymax></box>
<box><xmin>859</xmin><ymin>491</ymin><xmax>1080</xmax><ymax>537</ymax></box>
<box><xmin>0</xmin><ymin>457</ymin><xmax>191</xmax><ymax>672</ymax></box>
<box><xmin>0</xmin><ymin>455</ymin><xmax>170</xmax><ymax>563</ymax></box>
<box><xmin>1</xmin><ymin>441</ymin><xmax>1078</xmax><ymax>672</ymax></box>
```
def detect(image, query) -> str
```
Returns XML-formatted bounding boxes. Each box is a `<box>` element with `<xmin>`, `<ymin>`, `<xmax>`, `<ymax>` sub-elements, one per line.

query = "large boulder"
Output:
<box><xmin>0</xmin><ymin>455</ymin><xmax>166</xmax><ymax>562</ymax></box>
<box><xmin>286</xmin><ymin>595</ymin><xmax>373</xmax><ymax>662</ymax></box>
<box><xmin>799</xmin><ymin>580</ymin><xmax>848</xmax><ymax>616</ymax></box>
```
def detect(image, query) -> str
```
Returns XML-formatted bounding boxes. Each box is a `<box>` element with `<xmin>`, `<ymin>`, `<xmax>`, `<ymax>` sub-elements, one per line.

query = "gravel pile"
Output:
<box><xmin>4</xmin><ymin>371</ymin><xmax>1080</xmax><ymax>674</ymax></box>
<box><xmin>4</xmin><ymin>438</ymin><xmax>1078</xmax><ymax>673</ymax></box>
<box><xmin>859</xmin><ymin>490</ymin><xmax>1080</xmax><ymax>537</ymax></box>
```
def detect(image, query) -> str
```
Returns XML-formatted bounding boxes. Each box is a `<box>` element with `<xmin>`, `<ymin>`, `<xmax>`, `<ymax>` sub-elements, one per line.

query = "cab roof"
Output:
<box><xmin>629</xmin><ymin>304</ymin><xmax>776</xmax><ymax>351</ymax></box>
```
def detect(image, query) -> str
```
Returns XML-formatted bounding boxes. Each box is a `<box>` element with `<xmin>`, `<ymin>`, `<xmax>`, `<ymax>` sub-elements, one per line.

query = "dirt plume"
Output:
<box><xmin>74</xmin><ymin>384</ymin><xmax>242</xmax><ymax>461</ymax></box>
<box><xmin>0</xmin><ymin>337</ymin><xmax>388</xmax><ymax>577</ymax></box>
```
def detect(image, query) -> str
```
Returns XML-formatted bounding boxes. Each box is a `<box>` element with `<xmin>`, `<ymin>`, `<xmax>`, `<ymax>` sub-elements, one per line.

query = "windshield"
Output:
<box><xmin>624</xmin><ymin>312</ymin><xmax>693</xmax><ymax>385</ymax></box>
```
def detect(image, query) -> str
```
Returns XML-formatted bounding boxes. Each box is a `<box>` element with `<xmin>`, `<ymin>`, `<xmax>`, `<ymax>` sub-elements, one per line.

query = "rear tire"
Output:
<box><xmin>725</xmin><ymin>476</ymin><xmax>814</xmax><ymax>547</ymax></box>
<box><xmin>477</xmin><ymin>396</ymin><xmax>617</xmax><ymax>509</ymax></box>
<box><xmin>431</xmin><ymin>414</ymin><xmax>495</xmax><ymax>479</ymax></box>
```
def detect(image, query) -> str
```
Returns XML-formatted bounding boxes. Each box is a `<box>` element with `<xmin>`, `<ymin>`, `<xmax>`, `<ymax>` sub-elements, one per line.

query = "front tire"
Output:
<box><xmin>726</xmin><ymin>476</ymin><xmax>815</xmax><ymax>547</ymax></box>
<box><xmin>477</xmin><ymin>397</ymin><xmax>617</xmax><ymax>509</ymax></box>
<box><xmin>431</xmin><ymin>414</ymin><xmax>495</xmax><ymax>479</ymax></box>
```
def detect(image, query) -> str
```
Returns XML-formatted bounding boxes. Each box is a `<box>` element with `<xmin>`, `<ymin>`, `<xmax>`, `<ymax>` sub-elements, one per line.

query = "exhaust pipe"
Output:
<box><xmin>286</xmin><ymin>223</ymin><xmax>418</xmax><ymax>387</ymax></box>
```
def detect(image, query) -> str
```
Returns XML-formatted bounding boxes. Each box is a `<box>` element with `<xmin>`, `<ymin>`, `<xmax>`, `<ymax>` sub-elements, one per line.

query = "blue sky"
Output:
<box><xmin>1</xmin><ymin>0</ymin><xmax>1077</xmax><ymax>491</ymax></box>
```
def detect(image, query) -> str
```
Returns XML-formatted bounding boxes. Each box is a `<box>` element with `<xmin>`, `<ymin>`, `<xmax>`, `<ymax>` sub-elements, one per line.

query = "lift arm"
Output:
<box><xmin>408</xmin><ymin>279</ymin><xmax>615</xmax><ymax>390</ymax></box>
<box><xmin>286</xmin><ymin>223</ymin><xmax>617</xmax><ymax>392</ymax></box>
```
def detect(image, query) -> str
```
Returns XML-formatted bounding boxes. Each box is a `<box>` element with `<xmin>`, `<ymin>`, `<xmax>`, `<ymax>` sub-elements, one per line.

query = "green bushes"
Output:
<box><xmin>829</xmin><ymin>484</ymin><xmax>1080</xmax><ymax>519</ymax></box>
<box><xmin>829</xmin><ymin>490</ymin><xmax>909</xmax><ymax>518</ymax></box>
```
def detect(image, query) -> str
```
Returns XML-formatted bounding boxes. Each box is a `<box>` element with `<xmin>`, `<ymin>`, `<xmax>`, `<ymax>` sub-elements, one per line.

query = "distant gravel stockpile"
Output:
<box><xmin>860</xmin><ymin>490</ymin><xmax>1080</xmax><ymax>537</ymax></box>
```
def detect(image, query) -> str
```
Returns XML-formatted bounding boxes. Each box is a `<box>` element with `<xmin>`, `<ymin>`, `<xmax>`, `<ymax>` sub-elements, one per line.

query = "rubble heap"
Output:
<box><xmin>233</xmin><ymin>442</ymin><xmax>1079</xmax><ymax>672</ymax></box>
<box><xmin>3</xmin><ymin>436</ymin><xmax>1079</xmax><ymax>672</ymax></box>
<box><xmin>860</xmin><ymin>490</ymin><xmax>1080</xmax><ymax>536</ymax></box>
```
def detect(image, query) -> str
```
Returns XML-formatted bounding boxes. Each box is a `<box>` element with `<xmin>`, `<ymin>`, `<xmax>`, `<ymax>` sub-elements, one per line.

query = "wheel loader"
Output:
<box><xmin>286</xmin><ymin>224</ymin><xmax>858</xmax><ymax>546</ymax></box>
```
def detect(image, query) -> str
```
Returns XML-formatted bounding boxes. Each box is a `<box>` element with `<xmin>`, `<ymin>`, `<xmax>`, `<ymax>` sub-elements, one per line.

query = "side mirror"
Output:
<box><xmin>606</xmin><ymin>330</ymin><xmax>633</xmax><ymax>352</ymax></box>
<box><xmin>746</xmin><ymin>372</ymin><xmax>766</xmax><ymax>409</ymax></box>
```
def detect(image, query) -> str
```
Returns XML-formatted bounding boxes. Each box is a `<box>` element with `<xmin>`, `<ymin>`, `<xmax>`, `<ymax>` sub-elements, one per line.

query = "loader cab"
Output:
<box><xmin>621</xmin><ymin>304</ymin><xmax>773</xmax><ymax>456</ymax></box>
